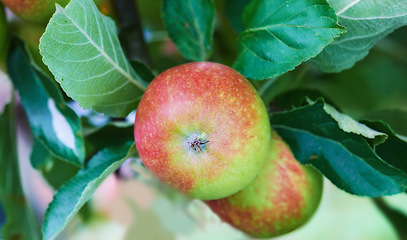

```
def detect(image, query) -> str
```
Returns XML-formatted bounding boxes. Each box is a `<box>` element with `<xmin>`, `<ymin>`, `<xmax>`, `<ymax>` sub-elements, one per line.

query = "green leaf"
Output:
<box><xmin>8</xmin><ymin>40</ymin><xmax>85</xmax><ymax>167</ymax></box>
<box><xmin>323</xmin><ymin>103</ymin><xmax>387</xmax><ymax>146</ymax></box>
<box><xmin>129</xmin><ymin>60</ymin><xmax>155</xmax><ymax>84</ymax></box>
<box><xmin>270</xmin><ymin>100</ymin><xmax>407</xmax><ymax>196</ymax></box>
<box><xmin>31</xmin><ymin>140</ymin><xmax>79</xmax><ymax>190</ymax></box>
<box><xmin>312</xmin><ymin>0</ymin><xmax>407</xmax><ymax>72</ymax></box>
<box><xmin>40</xmin><ymin>0</ymin><xmax>149</xmax><ymax>117</ymax></box>
<box><xmin>233</xmin><ymin>0</ymin><xmax>346</xmax><ymax>80</ymax></box>
<box><xmin>42</xmin><ymin>141</ymin><xmax>136</xmax><ymax>240</ymax></box>
<box><xmin>308</xmin><ymin>50</ymin><xmax>407</xmax><ymax>121</ymax></box>
<box><xmin>272</xmin><ymin>89</ymin><xmax>337</xmax><ymax>111</ymax></box>
<box><xmin>224</xmin><ymin>0</ymin><xmax>251</xmax><ymax>33</ymax></box>
<box><xmin>0</xmin><ymin>101</ymin><xmax>41</xmax><ymax>240</ymax></box>
<box><xmin>84</xmin><ymin>121</ymin><xmax>135</xmax><ymax>156</ymax></box>
<box><xmin>0</xmin><ymin>202</ymin><xmax>4</xmax><ymax>227</ymax></box>
<box><xmin>30</xmin><ymin>139</ymin><xmax>54</xmax><ymax>171</ymax></box>
<box><xmin>162</xmin><ymin>0</ymin><xmax>215</xmax><ymax>61</ymax></box>
<box><xmin>364</xmin><ymin>109</ymin><xmax>407</xmax><ymax>136</ymax></box>
<box><xmin>363</xmin><ymin>121</ymin><xmax>407</xmax><ymax>175</ymax></box>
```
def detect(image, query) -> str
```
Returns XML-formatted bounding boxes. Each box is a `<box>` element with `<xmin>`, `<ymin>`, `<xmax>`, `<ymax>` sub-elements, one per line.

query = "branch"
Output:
<box><xmin>113</xmin><ymin>0</ymin><xmax>152</xmax><ymax>67</ymax></box>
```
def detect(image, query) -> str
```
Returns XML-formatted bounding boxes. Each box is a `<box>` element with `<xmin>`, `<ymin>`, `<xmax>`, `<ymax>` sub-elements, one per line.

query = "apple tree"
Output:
<box><xmin>0</xmin><ymin>0</ymin><xmax>407</xmax><ymax>239</ymax></box>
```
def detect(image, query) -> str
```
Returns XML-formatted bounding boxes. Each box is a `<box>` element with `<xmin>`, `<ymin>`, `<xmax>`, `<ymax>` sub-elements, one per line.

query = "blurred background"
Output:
<box><xmin>1</xmin><ymin>0</ymin><xmax>407</xmax><ymax>239</ymax></box>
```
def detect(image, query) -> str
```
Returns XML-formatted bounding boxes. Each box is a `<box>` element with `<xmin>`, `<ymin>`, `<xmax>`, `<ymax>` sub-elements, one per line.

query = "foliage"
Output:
<box><xmin>0</xmin><ymin>0</ymin><xmax>406</xmax><ymax>239</ymax></box>
<box><xmin>0</xmin><ymin>94</ymin><xmax>40</xmax><ymax>239</ymax></box>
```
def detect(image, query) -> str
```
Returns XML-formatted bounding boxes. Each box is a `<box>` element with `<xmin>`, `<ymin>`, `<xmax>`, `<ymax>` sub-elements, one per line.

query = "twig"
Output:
<box><xmin>113</xmin><ymin>0</ymin><xmax>152</xmax><ymax>67</ymax></box>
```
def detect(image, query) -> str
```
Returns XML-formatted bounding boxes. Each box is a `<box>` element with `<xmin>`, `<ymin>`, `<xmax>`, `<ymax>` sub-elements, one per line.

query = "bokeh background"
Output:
<box><xmin>1</xmin><ymin>0</ymin><xmax>407</xmax><ymax>239</ymax></box>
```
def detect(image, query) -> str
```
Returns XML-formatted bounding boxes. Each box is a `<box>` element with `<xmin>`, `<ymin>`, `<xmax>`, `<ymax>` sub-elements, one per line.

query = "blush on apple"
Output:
<box><xmin>134</xmin><ymin>61</ymin><xmax>271</xmax><ymax>200</ymax></box>
<box><xmin>1</xmin><ymin>0</ymin><xmax>102</xmax><ymax>24</ymax></box>
<box><xmin>206</xmin><ymin>130</ymin><xmax>323</xmax><ymax>238</ymax></box>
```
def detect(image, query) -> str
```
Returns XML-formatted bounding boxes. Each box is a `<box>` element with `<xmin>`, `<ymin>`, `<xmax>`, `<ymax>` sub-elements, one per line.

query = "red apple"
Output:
<box><xmin>134</xmin><ymin>62</ymin><xmax>271</xmax><ymax>200</ymax></box>
<box><xmin>206</xmin><ymin>130</ymin><xmax>323</xmax><ymax>238</ymax></box>
<box><xmin>1</xmin><ymin>0</ymin><xmax>102</xmax><ymax>24</ymax></box>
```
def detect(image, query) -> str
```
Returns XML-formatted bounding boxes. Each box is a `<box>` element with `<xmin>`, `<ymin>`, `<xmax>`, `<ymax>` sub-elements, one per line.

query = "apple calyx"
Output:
<box><xmin>188</xmin><ymin>132</ymin><xmax>209</xmax><ymax>152</ymax></box>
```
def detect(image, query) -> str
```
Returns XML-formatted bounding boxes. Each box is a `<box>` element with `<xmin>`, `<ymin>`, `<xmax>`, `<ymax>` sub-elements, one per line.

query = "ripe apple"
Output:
<box><xmin>134</xmin><ymin>62</ymin><xmax>271</xmax><ymax>200</ymax></box>
<box><xmin>206</xmin><ymin>130</ymin><xmax>323</xmax><ymax>238</ymax></box>
<box><xmin>1</xmin><ymin>0</ymin><xmax>102</xmax><ymax>24</ymax></box>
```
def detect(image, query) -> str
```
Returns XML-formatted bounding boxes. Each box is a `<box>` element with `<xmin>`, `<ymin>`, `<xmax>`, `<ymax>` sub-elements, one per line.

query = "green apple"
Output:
<box><xmin>11</xmin><ymin>21</ymin><xmax>47</xmax><ymax>72</ymax></box>
<box><xmin>206</xmin><ymin>130</ymin><xmax>323</xmax><ymax>238</ymax></box>
<box><xmin>134</xmin><ymin>62</ymin><xmax>271</xmax><ymax>200</ymax></box>
<box><xmin>1</xmin><ymin>0</ymin><xmax>102</xmax><ymax>24</ymax></box>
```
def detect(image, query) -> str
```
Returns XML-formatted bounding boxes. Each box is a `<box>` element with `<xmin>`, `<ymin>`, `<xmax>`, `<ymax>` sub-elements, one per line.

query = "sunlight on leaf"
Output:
<box><xmin>233</xmin><ymin>0</ymin><xmax>346</xmax><ymax>80</ymax></box>
<box><xmin>270</xmin><ymin>100</ymin><xmax>407</xmax><ymax>196</ymax></box>
<box><xmin>313</xmin><ymin>0</ymin><xmax>407</xmax><ymax>72</ymax></box>
<box><xmin>40</xmin><ymin>0</ymin><xmax>149</xmax><ymax>117</ymax></box>
<box><xmin>323</xmin><ymin>103</ymin><xmax>386</xmax><ymax>143</ymax></box>
<box><xmin>8</xmin><ymin>40</ymin><xmax>85</xmax><ymax>167</ymax></box>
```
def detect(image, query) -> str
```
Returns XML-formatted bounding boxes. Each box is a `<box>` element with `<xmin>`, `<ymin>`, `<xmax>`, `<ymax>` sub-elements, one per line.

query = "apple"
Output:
<box><xmin>206</xmin><ymin>130</ymin><xmax>323</xmax><ymax>238</ymax></box>
<box><xmin>98</xmin><ymin>0</ymin><xmax>115</xmax><ymax>19</ymax></box>
<box><xmin>11</xmin><ymin>21</ymin><xmax>48</xmax><ymax>72</ymax></box>
<box><xmin>1</xmin><ymin>0</ymin><xmax>102</xmax><ymax>24</ymax></box>
<box><xmin>134</xmin><ymin>61</ymin><xmax>271</xmax><ymax>200</ymax></box>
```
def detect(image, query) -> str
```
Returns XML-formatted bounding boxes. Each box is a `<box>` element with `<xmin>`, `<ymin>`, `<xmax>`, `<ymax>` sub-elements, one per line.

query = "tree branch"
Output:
<box><xmin>113</xmin><ymin>0</ymin><xmax>152</xmax><ymax>67</ymax></box>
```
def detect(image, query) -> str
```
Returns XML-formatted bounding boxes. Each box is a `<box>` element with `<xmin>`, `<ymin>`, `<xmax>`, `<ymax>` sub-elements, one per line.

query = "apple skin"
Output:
<box><xmin>1</xmin><ymin>0</ymin><xmax>102</xmax><ymax>24</ymax></box>
<box><xmin>206</xmin><ymin>130</ymin><xmax>323</xmax><ymax>238</ymax></box>
<box><xmin>11</xmin><ymin>21</ymin><xmax>48</xmax><ymax>72</ymax></box>
<box><xmin>134</xmin><ymin>62</ymin><xmax>271</xmax><ymax>200</ymax></box>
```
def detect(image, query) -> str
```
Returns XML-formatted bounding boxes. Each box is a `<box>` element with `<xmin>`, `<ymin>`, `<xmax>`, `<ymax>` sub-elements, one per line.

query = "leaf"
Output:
<box><xmin>39</xmin><ymin>0</ymin><xmax>149</xmax><ymax>117</ymax></box>
<box><xmin>224</xmin><ymin>0</ymin><xmax>252</xmax><ymax>33</ymax></box>
<box><xmin>42</xmin><ymin>141</ymin><xmax>136</xmax><ymax>240</ymax></box>
<box><xmin>31</xmin><ymin>140</ymin><xmax>80</xmax><ymax>190</ymax></box>
<box><xmin>0</xmin><ymin>101</ymin><xmax>41</xmax><ymax>240</ymax></box>
<box><xmin>312</xmin><ymin>0</ymin><xmax>407</xmax><ymax>72</ymax></box>
<box><xmin>129</xmin><ymin>60</ymin><xmax>155</xmax><ymax>84</ymax></box>
<box><xmin>364</xmin><ymin>109</ymin><xmax>407</xmax><ymax>136</ymax></box>
<box><xmin>84</xmin><ymin>121</ymin><xmax>135</xmax><ymax>156</ymax></box>
<box><xmin>8</xmin><ymin>40</ymin><xmax>85</xmax><ymax>167</ymax></box>
<box><xmin>323</xmin><ymin>103</ymin><xmax>387</xmax><ymax>146</ymax></box>
<box><xmin>270</xmin><ymin>100</ymin><xmax>407</xmax><ymax>196</ymax></box>
<box><xmin>0</xmin><ymin>202</ymin><xmax>5</xmax><ymax>228</ymax></box>
<box><xmin>30</xmin><ymin>139</ymin><xmax>54</xmax><ymax>171</ymax></box>
<box><xmin>363</xmin><ymin>121</ymin><xmax>407</xmax><ymax>175</ymax></box>
<box><xmin>308</xmin><ymin>50</ymin><xmax>407</xmax><ymax>121</ymax></box>
<box><xmin>272</xmin><ymin>88</ymin><xmax>338</xmax><ymax>111</ymax></box>
<box><xmin>233</xmin><ymin>0</ymin><xmax>346</xmax><ymax>80</ymax></box>
<box><xmin>162</xmin><ymin>0</ymin><xmax>215</xmax><ymax>61</ymax></box>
